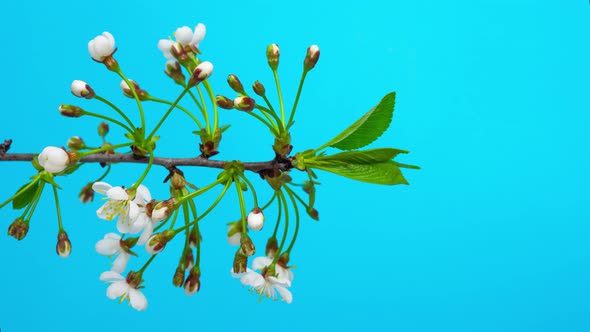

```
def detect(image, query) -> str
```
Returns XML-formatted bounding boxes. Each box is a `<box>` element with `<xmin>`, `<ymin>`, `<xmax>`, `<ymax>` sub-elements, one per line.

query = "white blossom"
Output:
<box><xmin>247</xmin><ymin>208</ymin><xmax>264</xmax><ymax>231</ymax></box>
<box><xmin>92</xmin><ymin>182</ymin><xmax>151</xmax><ymax>233</ymax></box>
<box><xmin>95</xmin><ymin>233</ymin><xmax>130</xmax><ymax>273</ymax></box>
<box><xmin>38</xmin><ymin>146</ymin><xmax>69</xmax><ymax>173</ymax></box>
<box><xmin>100</xmin><ymin>271</ymin><xmax>147</xmax><ymax>311</ymax></box>
<box><xmin>232</xmin><ymin>256</ymin><xmax>293</xmax><ymax>303</ymax></box>
<box><xmin>88</xmin><ymin>32</ymin><xmax>116</xmax><ymax>62</ymax></box>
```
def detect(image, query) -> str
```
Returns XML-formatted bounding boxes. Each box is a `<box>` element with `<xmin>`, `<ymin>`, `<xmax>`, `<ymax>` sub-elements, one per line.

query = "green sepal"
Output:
<box><xmin>320</xmin><ymin>92</ymin><xmax>396</xmax><ymax>151</ymax></box>
<box><xmin>12</xmin><ymin>181</ymin><xmax>40</xmax><ymax>210</ymax></box>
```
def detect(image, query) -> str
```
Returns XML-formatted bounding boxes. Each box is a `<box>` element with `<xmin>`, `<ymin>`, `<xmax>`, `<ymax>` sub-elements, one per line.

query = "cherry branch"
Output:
<box><xmin>0</xmin><ymin>153</ymin><xmax>293</xmax><ymax>174</ymax></box>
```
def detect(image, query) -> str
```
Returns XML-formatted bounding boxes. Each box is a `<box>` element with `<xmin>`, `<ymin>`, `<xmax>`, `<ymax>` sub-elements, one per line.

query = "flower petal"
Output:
<box><xmin>107</xmin><ymin>186</ymin><xmax>128</xmax><ymax>200</ymax></box>
<box><xmin>135</xmin><ymin>184</ymin><xmax>151</xmax><ymax>202</ymax></box>
<box><xmin>92</xmin><ymin>181</ymin><xmax>112</xmax><ymax>195</ymax></box>
<box><xmin>175</xmin><ymin>26</ymin><xmax>193</xmax><ymax>45</ymax></box>
<box><xmin>252</xmin><ymin>256</ymin><xmax>272</xmax><ymax>271</ymax></box>
<box><xmin>136</xmin><ymin>219</ymin><xmax>154</xmax><ymax>245</ymax></box>
<box><xmin>100</xmin><ymin>271</ymin><xmax>124</xmax><ymax>282</ymax></box>
<box><xmin>240</xmin><ymin>270</ymin><xmax>264</xmax><ymax>288</ymax></box>
<box><xmin>128</xmin><ymin>288</ymin><xmax>148</xmax><ymax>311</ymax></box>
<box><xmin>275</xmin><ymin>284</ymin><xmax>293</xmax><ymax>304</ymax></box>
<box><xmin>106</xmin><ymin>281</ymin><xmax>128</xmax><ymax>299</ymax></box>
<box><xmin>112</xmin><ymin>252</ymin><xmax>130</xmax><ymax>273</ymax></box>
<box><xmin>95</xmin><ymin>233</ymin><xmax>121</xmax><ymax>255</ymax></box>
<box><xmin>191</xmin><ymin>23</ymin><xmax>206</xmax><ymax>46</ymax></box>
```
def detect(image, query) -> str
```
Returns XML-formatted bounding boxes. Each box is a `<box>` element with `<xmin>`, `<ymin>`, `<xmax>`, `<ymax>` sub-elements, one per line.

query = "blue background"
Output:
<box><xmin>1</xmin><ymin>1</ymin><xmax>589</xmax><ymax>331</ymax></box>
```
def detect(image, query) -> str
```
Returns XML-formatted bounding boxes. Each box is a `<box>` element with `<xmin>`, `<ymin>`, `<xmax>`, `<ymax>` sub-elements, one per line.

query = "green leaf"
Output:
<box><xmin>307</xmin><ymin>160</ymin><xmax>408</xmax><ymax>185</ymax></box>
<box><xmin>320</xmin><ymin>92</ymin><xmax>396</xmax><ymax>150</ymax></box>
<box><xmin>12</xmin><ymin>181</ymin><xmax>39</xmax><ymax>210</ymax></box>
<box><xmin>315</xmin><ymin>148</ymin><xmax>408</xmax><ymax>165</ymax></box>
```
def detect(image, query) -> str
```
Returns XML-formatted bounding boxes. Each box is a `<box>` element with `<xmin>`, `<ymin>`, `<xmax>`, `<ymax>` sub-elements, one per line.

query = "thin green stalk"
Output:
<box><xmin>261</xmin><ymin>192</ymin><xmax>277</xmax><ymax>211</ymax></box>
<box><xmin>95</xmin><ymin>95</ymin><xmax>135</xmax><ymax>129</ymax></box>
<box><xmin>23</xmin><ymin>181</ymin><xmax>45</xmax><ymax>222</ymax></box>
<box><xmin>178</xmin><ymin>177</ymin><xmax>227</xmax><ymax>204</ymax></box>
<box><xmin>202</xmin><ymin>80</ymin><xmax>219</xmax><ymax>131</ymax></box>
<box><xmin>132</xmin><ymin>148</ymin><xmax>154</xmax><ymax>189</ymax></box>
<box><xmin>284</xmin><ymin>187</ymin><xmax>300</xmax><ymax>253</ymax></box>
<box><xmin>168</xmin><ymin>208</ymin><xmax>180</xmax><ymax>229</ymax></box>
<box><xmin>284</xmin><ymin>185</ymin><xmax>310</xmax><ymax>209</ymax></box>
<box><xmin>172</xmin><ymin>181</ymin><xmax>231</xmax><ymax>234</ymax></box>
<box><xmin>82</xmin><ymin>111</ymin><xmax>133</xmax><ymax>134</ymax></box>
<box><xmin>255</xmin><ymin>104</ymin><xmax>284</xmax><ymax>132</ymax></box>
<box><xmin>187</xmin><ymin>90</ymin><xmax>205</xmax><ymax>113</ymax></box>
<box><xmin>117</xmin><ymin>72</ymin><xmax>146</xmax><ymax>132</ymax></box>
<box><xmin>79</xmin><ymin>142</ymin><xmax>134</xmax><ymax>157</ymax></box>
<box><xmin>94</xmin><ymin>165</ymin><xmax>111</xmax><ymax>182</ymax></box>
<box><xmin>146</xmin><ymin>87</ymin><xmax>190</xmax><ymax>142</ymax></box>
<box><xmin>195</xmin><ymin>86</ymin><xmax>211</xmax><ymax>134</ymax></box>
<box><xmin>272</xmin><ymin>191</ymin><xmax>282</xmax><ymax>238</ymax></box>
<box><xmin>138</xmin><ymin>255</ymin><xmax>157</xmax><ymax>274</ymax></box>
<box><xmin>234</xmin><ymin>177</ymin><xmax>248</xmax><ymax>233</ymax></box>
<box><xmin>52</xmin><ymin>185</ymin><xmax>64</xmax><ymax>231</ymax></box>
<box><xmin>272</xmin><ymin>69</ymin><xmax>286</xmax><ymax>127</ymax></box>
<box><xmin>239</xmin><ymin>174</ymin><xmax>258</xmax><ymax>207</ymax></box>
<box><xmin>187</xmin><ymin>200</ymin><xmax>201</xmax><ymax>266</ymax></box>
<box><xmin>246</xmin><ymin>112</ymin><xmax>280</xmax><ymax>136</ymax></box>
<box><xmin>286</xmin><ymin>70</ymin><xmax>308</xmax><ymax>129</ymax></box>
<box><xmin>147</xmin><ymin>96</ymin><xmax>204</xmax><ymax>130</ymax></box>
<box><xmin>273</xmin><ymin>190</ymin><xmax>289</xmax><ymax>265</ymax></box>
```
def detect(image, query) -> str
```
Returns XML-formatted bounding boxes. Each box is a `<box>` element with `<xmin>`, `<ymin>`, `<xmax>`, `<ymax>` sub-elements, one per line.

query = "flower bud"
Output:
<box><xmin>182</xmin><ymin>248</ymin><xmax>194</xmax><ymax>271</ymax></box>
<box><xmin>98</xmin><ymin>122</ymin><xmax>109</xmax><ymax>137</ymax></box>
<box><xmin>70</xmin><ymin>80</ymin><xmax>95</xmax><ymax>99</ymax></box>
<box><xmin>227</xmin><ymin>74</ymin><xmax>245</xmax><ymax>94</ymax></box>
<box><xmin>188</xmin><ymin>61</ymin><xmax>213</xmax><ymax>87</ymax></box>
<box><xmin>227</xmin><ymin>221</ymin><xmax>242</xmax><ymax>246</ymax></box>
<box><xmin>278</xmin><ymin>251</ymin><xmax>290</xmax><ymax>268</ymax></box>
<box><xmin>240</xmin><ymin>234</ymin><xmax>255</xmax><ymax>256</ymax></box>
<box><xmin>216</xmin><ymin>95</ymin><xmax>234</xmax><ymax>110</ymax></box>
<box><xmin>172</xmin><ymin>266</ymin><xmax>185</xmax><ymax>287</ymax></box>
<box><xmin>188</xmin><ymin>225</ymin><xmax>201</xmax><ymax>248</ymax></box>
<box><xmin>233</xmin><ymin>96</ymin><xmax>255</xmax><ymax>112</ymax></box>
<box><xmin>67</xmin><ymin>136</ymin><xmax>85</xmax><ymax>150</ymax></box>
<box><xmin>184</xmin><ymin>267</ymin><xmax>201</xmax><ymax>296</ymax></box>
<box><xmin>247</xmin><ymin>207</ymin><xmax>264</xmax><ymax>231</ymax></box>
<box><xmin>304</xmin><ymin>45</ymin><xmax>320</xmax><ymax>71</ymax></box>
<box><xmin>169</xmin><ymin>172</ymin><xmax>186</xmax><ymax>190</ymax></box>
<box><xmin>233</xmin><ymin>249</ymin><xmax>248</xmax><ymax>274</ymax></box>
<box><xmin>149</xmin><ymin>198</ymin><xmax>178</xmax><ymax>222</ymax></box>
<box><xmin>266</xmin><ymin>44</ymin><xmax>280</xmax><ymax>70</ymax></box>
<box><xmin>307</xmin><ymin>207</ymin><xmax>319</xmax><ymax>221</ymax></box>
<box><xmin>120</xmin><ymin>79</ymin><xmax>150</xmax><ymax>101</ymax></box>
<box><xmin>145</xmin><ymin>230</ymin><xmax>175</xmax><ymax>255</ymax></box>
<box><xmin>56</xmin><ymin>231</ymin><xmax>72</xmax><ymax>258</ymax></box>
<box><xmin>88</xmin><ymin>32</ymin><xmax>116</xmax><ymax>62</ymax></box>
<box><xmin>78</xmin><ymin>183</ymin><xmax>94</xmax><ymax>203</ymax></box>
<box><xmin>38</xmin><ymin>146</ymin><xmax>70</xmax><ymax>173</ymax></box>
<box><xmin>252</xmin><ymin>80</ymin><xmax>265</xmax><ymax>96</ymax></box>
<box><xmin>59</xmin><ymin>104</ymin><xmax>84</xmax><ymax>118</ymax></box>
<box><xmin>165</xmin><ymin>60</ymin><xmax>186</xmax><ymax>86</ymax></box>
<box><xmin>7</xmin><ymin>218</ymin><xmax>29</xmax><ymax>241</ymax></box>
<box><xmin>265</xmin><ymin>236</ymin><xmax>279</xmax><ymax>258</ymax></box>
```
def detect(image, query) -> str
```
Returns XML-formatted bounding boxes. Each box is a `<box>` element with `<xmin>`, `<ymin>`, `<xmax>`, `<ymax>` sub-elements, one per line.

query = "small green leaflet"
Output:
<box><xmin>12</xmin><ymin>181</ymin><xmax>39</xmax><ymax>210</ymax></box>
<box><xmin>306</xmin><ymin>160</ymin><xmax>408</xmax><ymax>185</ymax></box>
<box><xmin>320</xmin><ymin>92</ymin><xmax>396</xmax><ymax>151</ymax></box>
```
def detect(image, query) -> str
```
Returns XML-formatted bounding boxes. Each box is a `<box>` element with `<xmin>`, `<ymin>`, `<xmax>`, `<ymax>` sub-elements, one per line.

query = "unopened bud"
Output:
<box><xmin>56</xmin><ymin>231</ymin><xmax>72</xmax><ymax>258</ymax></box>
<box><xmin>172</xmin><ymin>266</ymin><xmax>185</xmax><ymax>287</ymax></box>
<box><xmin>70</xmin><ymin>80</ymin><xmax>95</xmax><ymax>99</ymax></box>
<box><xmin>304</xmin><ymin>45</ymin><xmax>320</xmax><ymax>71</ymax></box>
<box><xmin>98</xmin><ymin>122</ymin><xmax>109</xmax><ymax>137</ymax></box>
<box><xmin>182</xmin><ymin>248</ymin><xmax>194</xmax><ymax>271</ymax></box>
<box><xmin>227</xmin><ymin>221</ymin><xmax>242</xmax><ymax>246</ymax></box>
<box><xmin>8</xmin><ymin>218</ymin><xmax>29</xmax><ymax>241</ymax></box>
<box><xmin>184</xmin><ymin>267</ymin><xmax>201</xmax><ymax>296</ymax></box>
<box><xmin>307</xmin><ymin>207</ymin><xmax>319</xmax><ymax>221</ymax></box>
<box><xmin>252</xmin><ymin>80</ymin><xmax>265</xmax><ymax>96</ymax></box>
<box><xmin>169</xmin><ymin>172</ymin><xmax>186</xmax><ymax>190</ymax></box>
<box><xmin>240</xmin><ymin>234</ymin><xmax>255</xmax><ymax>256</ymax></box>
<box><xmin>266</xmin><ymin>44</ymin><xmax>280</xmax><ymax>70</ymax></box>
<box><xmin>148</xmin><ymin>198</ymin><xmax>178</xmax><ymax>222</ymax></box>
<box><xmin>233</xmin><ymin>249</ymin><xmax>248</xmax><ymax>274</ymax></box>
<box><xmin>188</xmin><ymin>61</ymin><xmax>213</xmax><ymax>86</ymax></box>
<box><xmin>59</xmin><ymin>104</ymin><xmax>84</xmax><ymax>118</ymax></box>
<box><xmin>188</xmin><ymin>225</ymin><xmax>201</xmax><ymax>248</ymax></box>
<box><xmin>67</xmin><ymin>136</ymin><xmax>85</xmax><ymax>150</ymax></box>
<box><xmin>247</xmin><ymin>207</ymin><xmax>264</xmax><ymax>231</ymax></box>
<box><xmin>120</xmin><ymin>79</ymin><xmax>150</xmax><ymax>101</ymax></box>
<box><xmin>78</xmin><ymin>183</ymin><xmax>94</xmax><ymax>203</ymax></box>
<box><xmin>216</xmin><ymin>95</ymin><xmax>234</xmax><ymax>110</ymax></box>
<box><xmin>227</xmin><ymin>74</ymin><xmax>245</xmax><ymax>94</ymax></box>
<box><xmin>233</xmin><ymin>96</ymin><xmax>255</xmax><ymax>112</ymax></box>
<box><xmin>145</xmin><ymin>230</ymin><xmax>175</xmax><ymax>255</ymax></box>
<box><xmin>165</xmin><ymin>60</ymin><xmax>186</xmax><ymax>86</ymax></box>
<box><xmin>278</xmin><ymin>251</ymin><xmax>290</xmax><ymax>268</ymax></box>
<box><xmin>265</xmin><ymin>236</ymin><xmax>278</xmax><ymax>258</ymax></box>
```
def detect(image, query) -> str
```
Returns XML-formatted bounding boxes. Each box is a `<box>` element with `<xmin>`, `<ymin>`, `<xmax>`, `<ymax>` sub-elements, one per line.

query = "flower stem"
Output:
<box><xmin>202</xmin><ymin>80</ymin><xmax>219</xmax><ymax>132</ymax></box>
<box><xmin>172</xmin><ymin>181</ymin><xmax>231</xmax><ymax>234</ymax></box>
<box><xmin>272</xmin><ymin>69</ymin><xmax>286</xmax><ymax>128</ymax></box>
<box><xmin>271</xmin><ymin>191</ymin><xmax>282</xmax><ymax>238</ymax></box>
<box><xmin>81</xmin><ymin>110</ymin><xmax>134</xmax><ymax>134</ymax></box>
<box><xmin>117</xmin><ymin>71</ymin><xmax>146</xmax><ymax>133</ymax></box>
<box><xmin>273</xmin><ymin>190</ymin><xmax>289</xmax><ymax>265</ymax></box>
<box><xmin>132</xmin><ymin>147</ymin><xmax>154</xmax><ymax>189</ymax></box>
<box><xmin>138</xmin><ymin>254</ymin><xmax>157</xmax><ymax>274</ymax></box>
<box><xmin>146</xmin><ymin>87</ymin><xmax>190</xmax><ymax>142</ymax></box>
<box><xmin>239</xmin><ymin>173</ymin><xmax>258</xmax><ymax>207</ymax></box>
<box><xmin>195</xmin><ymin>86</ymin><xmax>211</xmax><ymax>134</ymax></box>
<box><xmin>78</xmin><ymin>142</ymin><xmax>134</xmax><ymax>158</ymax></box>
<box><xmin>23</xmin><ymin>181</ymin><xmax>44</xmax><ymax>222</ymax></box>
<box><xmin>261</xmin><ymin>192</ymin><xmax>277</xmax><ymax>211</ymax></box>
<box><xmin>246</xmin><ymin>112</ymin><xmax>280</xmax><ymax>136</ymax></box>
<box><xmin>283</xmin><ymin>187</ymin><xmax>300</xmax><ymax>253</ymax></box>
<box><xmin>95</xmin><ymin>95</ymin><xmax>135</xmax><ymax>130</ymax></box>
<box><xmin>187</xmin><ymin>90</ymin><xmax>205</xmax><ymax>113</ymax></box>
<box><xmin>177</xmin><ymin>177</ymin><xmax>227</xmax><ymax>204</ymax></box>
<box><xmin>255</xmin><ymin>104</ymin><xmax>284</xmax><ymax>133</ymax></box>
<box><xmin>52</xmin><ymin>184</ymin><xmax>64</xmax><ymax>231</ymax></box>
<box><xmin>234</xmin><ymin>177</ymin><xmax>248</xmax><ymax>233</ymax></box>
<box><xmin>147</xmin><ymin>96</ymin><xmax>204</xmax><ymax>130</ymax></box>
<box><xmin>286</xmin><ymin>70</ymin><xmax>308</xmax><ymax>129</ymax></box>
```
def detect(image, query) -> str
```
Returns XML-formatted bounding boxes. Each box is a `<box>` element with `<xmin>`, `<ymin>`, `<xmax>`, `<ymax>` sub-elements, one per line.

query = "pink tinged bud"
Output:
<box><xmin>165</xmin><ymin>60</ymin><xmax>186</xmax><ymax>86</ymax></box>
<box><xmin>184</xmin><ymin>268</ymin><xmax>201</xmax><ymax>296</ymax></box>
<box><xmin>227</xmin><ymin>221</ymin><xmax>242</xmax><ymax>246</ymax></box>
<box><xmin>8</xmin><ymin>218</ymin><xmax>29</xmax><ymax>241</ymax></box>
<box><xmin>216</xmin><ymin>95</ymin><xmax>234</xmax><ymax>110</ymax></box>
<box><xmin>304</xmin><ymin>45</ymin><xmax>320</xmax><ymax>71</ymax></box>
<box><xmin>56</xmin><ymin>231</ymin><xmax>72</xmax><ymax>258</ymax></box>
<box><xmin>119</xmin><ymin>79</ymin><xmax>149</xmax><ymax>101</ymax></box>
<box><xmin>78</xmin><ymin>183</ymin><xmax>94</xmax><ymax>203</ymax></box>
<box><xmin>67</xmin><ymin>136</ymin><xmax>85</xmax><ymax>150</ymax></box>
<box><xmin>59</xmin><ymin>104</ymin><xmax>84</xmax><ymax>118</ymax></box>
<box><xmin>233</xmin><ymin>96</ymin><xmax>256</xmax><ymax>112</ymax></box>
<box><xmin>265</xmin><ymin>236</ymin><xmax>279</xmax><ymax>258</ymax></box>
<box><xmin>233</xmin><ymin>249</ymin><xmax>248</xmax><ymax>274</ymax></box>
<box><xmin>188</xmin><ymin>61</ymin><xmax>213</xmax><ymax>86</ymax></box>
<box><xmin>227</xmin><ymin>74</ymin><xmax>245</xmax><ymax>94</ymax></box>
<box><xmin>247</xmin><ymin>207</ymin><xmax>264</xmax><ymax>231</ymax></box>
<box><xmin>182</xmin><ymin>248</ymin><xmax>194</xmax><ymax>271</ymax></box>
<box><xmin>266</xmin><ymin>44</ymin><xmax>280</xmax><ymax>70</ymax></box>
<box><xmin>70</xmin><ymin>80</ymin><xmax>95</xmax><ymax>99</ymax></box>
<box><xmin>38</xmin><ymin>146</ymin><xmax>70</xmax><ymax>173</ymax></box>
<box><xmin>240</xmin><ymin>235</ymin><xmax>255</xmax><ymax>256</ymax></box>
<box><xmin>172</xmin><ymin>266</ymin><xmax>185</xmax><ymax>287</ymax></box>
<box><xmin>252</xmin><ymin>80</ymin><xmax>265</xmax><ymax>96</ymax></box>
<box><xmin>145</xmin><ymin>230</ymin><xmax>174</xmax><ymax>255</ymax></box>
<box><xmin>150</xmin><ymin>198</ymin><xmax>177</xmax><ymax>222</ymax></box>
